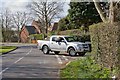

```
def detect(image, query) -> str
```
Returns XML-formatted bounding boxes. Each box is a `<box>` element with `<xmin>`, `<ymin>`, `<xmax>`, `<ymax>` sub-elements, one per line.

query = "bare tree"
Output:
<box><xmin>0</xmin><ymin>8</ymin><xmax>15</xmax><ymax>42</ymax></box>
<box><xmin>29</xmin><ymin>0</ymin><xmax>63</xmax><ymax>35</ymax></box>
<box><xmin>12</xmin><ymin>11</ymin><xmax>33</xmax><ymax>42</ymax></box>
<box><xmin>93</xmin><ymin>0</ymin><xmax>120</xmax><ymax>23</ymax></box>
<box><xmin>12</xmin><ymin>11</ymin><xmax>32</xmax><ymax>32</ymax></box>
<box><xmin>1</xmin><ymin>8</ymin><xmax>13</xmax><ymax>30</ymax></box>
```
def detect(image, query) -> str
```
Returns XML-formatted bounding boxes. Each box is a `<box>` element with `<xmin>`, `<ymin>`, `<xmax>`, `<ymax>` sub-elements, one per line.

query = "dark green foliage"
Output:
<box><xmin>58</xmin><ymin>2</ymin><xmax>103</xmax><ymax>31</ymax></box>
<box><xmin>58</xmin><ymin>17</ymin><xmax>68</xmax><ymax>31</ymax></box>
<box><xmin>68</xmin><ymin>2</ymin><xmax>101</xmax><ymax>28</ymax></box>
<box><xmin>60</xmin><ymin>57</ymin><xmax>112</xmax><ymax>78</ymax></box>
<box><xmin>58</xmin><ymin>16</ymin><xmax>75</xmax><ymax>31</ymax></box>
<box><xmin>89</xmin><ymin>22</ymin><xmax>120</xmax><ymax>77</ymax></box>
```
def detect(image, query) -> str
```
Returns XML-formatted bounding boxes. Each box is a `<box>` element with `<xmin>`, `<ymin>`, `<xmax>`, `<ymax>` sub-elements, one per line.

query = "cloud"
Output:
<box><xmin>1</xmin><ymin>0</ymin><xmax>31</xmax><ymax>12</ymax></box>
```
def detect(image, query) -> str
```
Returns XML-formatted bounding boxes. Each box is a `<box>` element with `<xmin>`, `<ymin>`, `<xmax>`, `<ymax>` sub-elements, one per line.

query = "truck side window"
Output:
<box><xmin>52</xmin><ymin>37</ymin><xmax>56</xmax><ymax>41</ymax></box>
<box><xmin>59</xmin><ymin>37</ymin><xmax>64</xmax><ymax>41</ymax></box>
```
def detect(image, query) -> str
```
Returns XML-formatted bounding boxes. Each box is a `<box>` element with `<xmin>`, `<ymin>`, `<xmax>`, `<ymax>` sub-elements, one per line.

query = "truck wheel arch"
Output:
<box><xmin>67</xmin><ymin>46</ymin><xmax>75</xmax><ymax>53</ymax></box>
<box><xmin>42</xmin><ymin>45</ymin><xmax>49</xmax><ymax>50</ymax></box>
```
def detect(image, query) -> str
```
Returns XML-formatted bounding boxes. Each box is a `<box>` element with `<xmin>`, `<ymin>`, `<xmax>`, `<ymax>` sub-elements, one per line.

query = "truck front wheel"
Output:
<box><xmin>68</xmin><ymin>48</ymin><xmax>76</xmax><ymax>56</ymax></box>
<box><xmin>42</xmin><ymin>45</ymin><xmax>49</xmax><ymax>54</ymax></box>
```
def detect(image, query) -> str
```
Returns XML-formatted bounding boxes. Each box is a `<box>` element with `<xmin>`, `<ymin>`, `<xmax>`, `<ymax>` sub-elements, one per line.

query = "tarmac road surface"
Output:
<box><xmin>1</xmin><ymin>43</ymin><xmax>81</xmax><ymax>79</ymax></box>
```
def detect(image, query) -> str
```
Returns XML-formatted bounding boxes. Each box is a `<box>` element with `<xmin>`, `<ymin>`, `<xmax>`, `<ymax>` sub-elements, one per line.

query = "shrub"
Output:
<box><xmin>58</xmin><ymin>29</ymin><xmax>89</xmax><ymax>35</ymax></box>
<box><xmin>30</xmin><ymin>34</ymin><xmax>44</xmax><ymax>40</ymax></box>
<box><xmin>89</xmin><ymin>22</ymin><xmax>120</xmax><ymax>77</ymax></box>
<box><xmin>48</xmin><ymin>31</ymin><xmax>59</xmax><ymax>36</ymax></box>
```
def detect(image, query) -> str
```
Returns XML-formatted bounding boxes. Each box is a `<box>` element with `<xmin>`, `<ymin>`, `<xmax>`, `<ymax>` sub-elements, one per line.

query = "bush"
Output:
<box><xmin>89</xmin><ymin>22</ymin><xmax>120</xmax><ymax>77</ymax></box>
<box><xmin>48</xmin><ymin>31</ymin><xmax>59</xmax><ymax>36</ymax></box>
<box><xmin>30</xmin><ymin>34</ymin><xmax>44</xmax><ymax>40</ymax></box>
<box><xmin>73</xmin><ymin>35</ymin><xmax>90</xmax><ymax>42</ymax></box>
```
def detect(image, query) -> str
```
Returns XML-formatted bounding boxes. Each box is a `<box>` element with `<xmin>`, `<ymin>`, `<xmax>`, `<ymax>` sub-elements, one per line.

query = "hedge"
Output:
<box><xmin>89</xmin><ymin>22</ymin><xmax>120</xmax><ymax>78</ymax></box>
<box><xmin>58</xmin><ymin>29</ymin><xmax>89</xmax><ymax>36</ymax></box>
<box><xmin>58</xmin><ymin>29</ymin><xmax>90</xmax><ymax>42</ymax></box>
<box><xmin>29</xmin><ymin>34</ymin><xmax>44</xmax><ymax>40</ymax></box>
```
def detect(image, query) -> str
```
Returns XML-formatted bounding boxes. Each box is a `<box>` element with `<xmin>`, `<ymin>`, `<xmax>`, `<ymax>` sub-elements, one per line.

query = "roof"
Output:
<box><xmin>25</xmin><ymin>26</ymin><xmax>37</xmax><ymax>35</ymax></box>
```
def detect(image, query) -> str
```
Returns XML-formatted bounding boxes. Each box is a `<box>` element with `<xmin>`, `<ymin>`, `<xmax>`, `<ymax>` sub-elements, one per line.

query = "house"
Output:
<box><xmin>32</xmin><ymin>20</ymin><xmax>42</xmax><ymax>33</ymax></box>
<box><xmin>20</xmin><ymin>25</ymin><xmax>40</xmax><ymax>43</ymax></box>
<box><xmin>48</xmin><ymin>22</ymin><xmax>58</xmax><ymax>31</ymax></box>
<box><xmin>20</xmin><ymin>20</ymin><xmax>58</xmax><ymax>43</ymax></box>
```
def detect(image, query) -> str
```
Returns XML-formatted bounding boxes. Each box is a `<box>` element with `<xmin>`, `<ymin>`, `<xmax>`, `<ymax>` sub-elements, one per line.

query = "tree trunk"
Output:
<box><xmin>44</xmin><ymin>2</ymin><xmax>48</xmax><ymax>36</ymax></box>
<box><xmin>93</xmin><ymin>0</ymin><xmax>107</xmax><ymax>23</ymax></box>
<box><xmin>109</xmin><ymin>1</ymin><xmax>115</xmax><ymax>24</ymax></box>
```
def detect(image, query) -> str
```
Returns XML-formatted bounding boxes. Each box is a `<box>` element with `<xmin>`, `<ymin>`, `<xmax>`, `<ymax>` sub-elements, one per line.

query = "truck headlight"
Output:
<box><xmin>77</xmin><ymin>44</ymin><xmax>82</xmax><ymax>48</ymax></box>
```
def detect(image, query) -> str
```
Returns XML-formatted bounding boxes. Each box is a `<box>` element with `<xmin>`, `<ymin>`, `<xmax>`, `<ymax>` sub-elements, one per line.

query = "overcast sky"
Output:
<box><xmin>1</xmin><ymin>0</ymin><xmax>70</xmax><ymax>17</ymax></box>
<box><xmin>0</xmin><ymin>0</ymin><xmax>70</xmax><ymax>26</ymax></box>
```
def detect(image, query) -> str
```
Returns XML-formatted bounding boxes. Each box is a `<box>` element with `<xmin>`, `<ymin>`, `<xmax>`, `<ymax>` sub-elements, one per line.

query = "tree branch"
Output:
<box><xmin>93</xmin><ymin>0</ymin><xmax>107</xmax><ymax>22</ymax></box>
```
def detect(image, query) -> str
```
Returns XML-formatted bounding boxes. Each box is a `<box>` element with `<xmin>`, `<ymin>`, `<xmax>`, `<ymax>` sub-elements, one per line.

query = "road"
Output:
<box><xmin>1</xmin><ymin>43</ymin><xmax>81</xmax><ymax>79</ymax></box>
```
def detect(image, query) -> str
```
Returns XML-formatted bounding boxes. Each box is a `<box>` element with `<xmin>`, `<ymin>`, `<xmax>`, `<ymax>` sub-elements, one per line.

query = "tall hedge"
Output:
<box><xmin>89</xmin><ymin>22</ymin><xmax>120</xmax><ymax>77</ymax></box>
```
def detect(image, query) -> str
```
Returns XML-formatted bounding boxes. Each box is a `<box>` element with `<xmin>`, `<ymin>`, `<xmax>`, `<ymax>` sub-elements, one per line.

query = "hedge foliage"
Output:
<box><xmin>58</xmin><ymin>29</ymin><xmax>89</xmax><ymax>36</ymax></box>
<box><xmin>58</xmin><ymin>29</ymin><xmax>90</xmax><ymax>42</ymax></box>
<box><xmin>29</xmin><ymin>34</ymin><xmax>44</xmax><ymax>40</ymax></box>
<box><xmin>89</xmin><ymin>22</ymin><xmax>120</xmax><ymax>77</ymax></box>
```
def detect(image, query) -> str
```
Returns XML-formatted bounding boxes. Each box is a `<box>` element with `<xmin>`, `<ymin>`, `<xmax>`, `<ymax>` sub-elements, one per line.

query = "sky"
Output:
<box><xmin>0</xmin><ymin>0</ymin><xmax>70</xmax><ymax>17</ymax></box>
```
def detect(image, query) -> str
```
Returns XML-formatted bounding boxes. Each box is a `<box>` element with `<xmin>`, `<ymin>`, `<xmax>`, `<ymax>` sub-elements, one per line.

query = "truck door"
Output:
<box><xmin>58</xmin><ymin>37</ymin><xmax>67</xmax><ymax>51</ymax></box>
<box><xmin>50</xmin><ymin>37</ymin><xmax>59</xmax><ymax>50</ymax></box>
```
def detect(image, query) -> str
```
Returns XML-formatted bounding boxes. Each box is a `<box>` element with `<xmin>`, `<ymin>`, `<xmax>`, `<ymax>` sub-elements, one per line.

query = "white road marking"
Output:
<box><xmin>14</xmin><ymin>57</ymin><xmax>24</xmax><ymax>64</ymax></box>
<box><xmin>0</xmin><ymin>67</ymin><xmax>9</xmax><ymax>75</ymax></box>
<box><xmin>0</xmin><ymin>47</ymin><xmax>32</xmax><ymax>75</ymax></box>
<box><xmin>26</xmin><ymin>48</ymin><xmax>32</xmax><ymax>55</ymax></box>
<box><xmin>55</xmin><ymin>55</ymin><xmax>62</xmax><ymax>64</ymax></box>
<box><xmin>62</xmin><ymin>55</ymin><xmax>68</xmax><ymax>61</ymax></box>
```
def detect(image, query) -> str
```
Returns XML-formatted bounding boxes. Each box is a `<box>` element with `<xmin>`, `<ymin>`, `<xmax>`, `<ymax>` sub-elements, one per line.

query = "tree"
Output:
<box><xmin>12</xmin><ymin>11</ymin><xmax>32</xmax><ymax>32</ymax></box>
<box><xmin>67</xmin><ymin>2</ymin><xmax>101</xmax><ymax>29</ymax></box>
<box><xmin>58</xmin><ymin>16</ymin><xmax>69</xmax><ymax>31</ymax></box>
<box><xmin>93</xmin><ymin>0</ymin><xmax>120</xmax><ymax>23</ymax></box>
<box><xmin>29</xmin><ymin>0</ymin><xmax>63</xmax><ymax>35</ymax></box>
<box><xmin>12</xmin><ymin>11</ymin><xmax>32</xmax><ymax>42</ymax></box>
<box><xmin>1</xmin><ymin>8</ymin><xmax>13</xmax><ymax>30</ymax></box>
<box><xmin>0</xmin><ymin>8</ymin><xmax>14</xmax><ymax>42</ymax></box>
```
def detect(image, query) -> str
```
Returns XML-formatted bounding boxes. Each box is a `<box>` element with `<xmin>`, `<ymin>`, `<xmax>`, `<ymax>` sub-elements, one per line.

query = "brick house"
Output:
<box><xmin>32</xmin><ymin>20</ymin><xmax>42</xmax><ymax>33</ymax></box>
<box><xmin>20</xmin><ymin>20</ymin><xmax>58</xmax><ymax>43</ymax></box>
<box><xmin>48</xmin><ymin>22</ymin><xmax>58</xmax><ymax>31</ymax></box>
<box><xmin>20</xmin><ymin>25</ymin><xmax>40</xmax><ymax>43</ymax></box>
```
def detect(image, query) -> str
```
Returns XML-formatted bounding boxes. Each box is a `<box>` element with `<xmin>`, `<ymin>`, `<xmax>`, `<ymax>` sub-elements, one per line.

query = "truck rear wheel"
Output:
<box><xmin>42</xmin><ymin>45</ymin><xmax>49</xmax><ymax>54</ymax></box>
<box><xmin>68</xmin><ymin>48</ymin><xmax>76</xmax><ymax>56</ymax></box>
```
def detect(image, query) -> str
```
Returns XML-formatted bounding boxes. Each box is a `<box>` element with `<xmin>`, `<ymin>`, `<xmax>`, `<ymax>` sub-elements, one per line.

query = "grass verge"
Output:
<box><xmin>60</xmin><ymin>57</ymin><xmax>112</xmax><ymax>79</ymax></box>
<box><xmin>0</xmin><ymin>46</ymin><xmax>17</xmax><ymax>54</ymax></box>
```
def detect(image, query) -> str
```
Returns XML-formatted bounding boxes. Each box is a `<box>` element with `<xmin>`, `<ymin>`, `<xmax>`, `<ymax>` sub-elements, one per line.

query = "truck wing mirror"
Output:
<box><xmin>61</xmin><ymin>40</ymin><xmax>65</xmax><ymax>42</ymax></box>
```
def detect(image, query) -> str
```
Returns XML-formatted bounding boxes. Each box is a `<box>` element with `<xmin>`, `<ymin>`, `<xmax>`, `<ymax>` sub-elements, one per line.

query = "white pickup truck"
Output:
<box><xmin>37</xmin><ymin>35</ymin><xmax>90</xmax><ymax>56</ymax></box>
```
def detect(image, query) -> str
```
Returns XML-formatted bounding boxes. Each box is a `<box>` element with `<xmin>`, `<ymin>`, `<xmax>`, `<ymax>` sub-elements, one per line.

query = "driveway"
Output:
<box><xmin>1</xmin><ymin>43</ymin><xmax>80</xmax><ymax>79</ymax></box>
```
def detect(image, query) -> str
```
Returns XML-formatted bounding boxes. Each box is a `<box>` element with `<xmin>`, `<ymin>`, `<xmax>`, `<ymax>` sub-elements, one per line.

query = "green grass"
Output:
<box><xmin>60</xmin><ymin>57</ymin><xmax>112</xmax><ymax>79</ymax></box>
<box><xmin>0</xmin><ymin>46</ymin><xmax>17</xmax><ymax>54</ymax></box>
